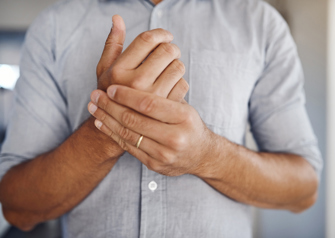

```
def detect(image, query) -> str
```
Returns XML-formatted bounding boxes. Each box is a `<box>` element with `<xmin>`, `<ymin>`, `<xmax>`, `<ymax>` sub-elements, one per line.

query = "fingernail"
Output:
<box><xmin>88</xmin><ymin>103</ymin><xmax>97</xmax><ymax>114</ymax></box>
<box><xmin>95</xmin><ymin>120</ymin><xmax>103</xmax><ymax>129</ymax></box>
<box><xmin>107</xmin><ymin>86</ymin><xmax>117</xmax><ymax>99</ymax></box>
<box><xmin>91</xmin><ymin>91</ymin><xmax>100</xmax><ymax>104</ymax></box>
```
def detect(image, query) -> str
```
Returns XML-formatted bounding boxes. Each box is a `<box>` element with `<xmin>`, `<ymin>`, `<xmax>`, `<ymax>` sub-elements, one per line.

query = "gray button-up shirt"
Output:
<box><xmin>0</xmin><ymin>0</ymin><xmax>323</xmax><ymax>237</ymax></box>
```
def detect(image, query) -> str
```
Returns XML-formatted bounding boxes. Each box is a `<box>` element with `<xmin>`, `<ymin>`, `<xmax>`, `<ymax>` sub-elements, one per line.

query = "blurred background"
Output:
<box><xmin>0</xmin><ymin>0</ymin><xmax>333</xmax><ymax>237</ymax></box>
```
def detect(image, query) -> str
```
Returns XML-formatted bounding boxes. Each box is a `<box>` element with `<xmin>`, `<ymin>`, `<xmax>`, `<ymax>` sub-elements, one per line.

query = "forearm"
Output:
<box><xmin>196</xmin><ymin>133</ymin><xmax>318</xmax><ymax>212</ymax></box>
<box><xmin>0</xmin><ymin>117</ymin><xmax>123</xmax><ymax>230</ymax></box>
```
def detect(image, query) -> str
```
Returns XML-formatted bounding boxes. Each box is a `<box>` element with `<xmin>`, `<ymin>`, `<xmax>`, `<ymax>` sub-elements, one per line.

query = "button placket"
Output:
<box><xmin>139</xmin><ymin>2</ymin><xmax>169</xmax><ymax>238</ymax></box>
<box><xmin>157</xmin><ymin>9</ymin><xmax>163</xmax><ymax>18</ymax></box>
<box><xmin>140</xmin><ymin>165</ymin><xmax>167</xmax><ymax>238</ymax></box>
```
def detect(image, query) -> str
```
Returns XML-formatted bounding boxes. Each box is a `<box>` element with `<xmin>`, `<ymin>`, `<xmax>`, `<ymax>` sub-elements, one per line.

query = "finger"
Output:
<box><xmin>115</xmin><ymin>28</ymin><xmax>174</xmax><ymax>70</ymax></box>
<box><xmin>95</xmin><ymin>119</ymin><xmax>135</xmax><ymax>158</ymax></box>
<box><xmin>99</xmin><ymin>126</ymin><xmax>166</xmax><ymax>174</ymax></box>
<box><xmin>104</xmin><ymin>128</ymin><xmax>175</xmax><ymax>176</ymax></box>
<box><xmin>149</xmin><ymin>58</ymin><xmax>186</xmax><ymax>99</ymax></box>
<box><xmin>123</xmin><ymin>141</ymin><xmax>168</xmax><ymax>173</ymax></box>
<box><xmin>136</xmin><ymin>43</ymin><xmax>181</xmax><ymax>85</ymax></box>
<box><xmin>96</xmin><ymin>15</ymin><xmax>126</xmax><ymax>78</ymax></box>
<box><xmin>89</xmin><ymin>102</ymin><xmax>140</xmax><ymax>144</ymax></box>
<box><xmin>167</xmin><ymin>78</ymin><xmax>189</xmax><ymax>102</ymax></box>
<box><xmin>93</xmin><ymin>118</ymin><xmax>124</xmax><ymax>149</ymax></box>
<box><xmin>121</xmin><ymin>140</ymin><xmax>176</xmax><ymax>176</ymax></box>
<box><xmin>107</xmin><ymin>85</ymin><xmax>188</xmax><ymax>123</ymax></box>
<box><xmin>90</xmin><ymin>90</ymin><xmax>173</xmax><ymax>144</ymax></box>
<box><xmin>149</xmin><ymin>59</ymin><xmax>185</xmax><ymax>98</ymax></box>
<box><xmin>94</xmin><ymin>118</ymin><xmax>129</xmax><ymax>153</ymax></box>
<box><xmin>94</xmin><ymin>116</ymin><xmax>175</xmax><ymax>164</ymax></box>
<box><xmin>112</xmin><ymin>137</ymin><xmax>163</xmax><ymax>173</ymax></box>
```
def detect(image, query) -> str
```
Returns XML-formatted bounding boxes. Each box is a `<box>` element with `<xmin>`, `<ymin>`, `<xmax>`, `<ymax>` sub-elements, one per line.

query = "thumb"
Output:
<box><xmin>97</xmin><ymin>15</ymin><xmax>126</xmax><ymax>78</ymax></box>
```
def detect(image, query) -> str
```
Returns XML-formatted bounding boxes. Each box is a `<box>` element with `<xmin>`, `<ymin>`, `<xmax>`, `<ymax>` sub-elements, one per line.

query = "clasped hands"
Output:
<box><xmin>88</xmin><ymin>15</ymin><xmax>214</xmax><ymax>177</ymax></box>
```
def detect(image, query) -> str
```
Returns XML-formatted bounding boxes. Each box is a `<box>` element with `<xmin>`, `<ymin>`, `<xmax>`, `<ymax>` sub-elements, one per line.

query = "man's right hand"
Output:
<box><xmin>96</xmin><ymin>15</ymin><xmax>189</xmax><ymax>102</ymax></box>
<box><xmin>0</xmin><ymin>15</ymin><xmax>190</xmax><ymax>232</ymax></box>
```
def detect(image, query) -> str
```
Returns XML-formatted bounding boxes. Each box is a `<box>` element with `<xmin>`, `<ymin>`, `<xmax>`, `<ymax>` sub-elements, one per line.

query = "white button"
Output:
<box><xmin>148</xmin><ymin>181</ymin><xmax>158</xmax><ymax>191</ymax></box>
<box><xmin>157</xmin><ymin>10</ymin><xmax>163</xmax><ymax>18</ymax></box>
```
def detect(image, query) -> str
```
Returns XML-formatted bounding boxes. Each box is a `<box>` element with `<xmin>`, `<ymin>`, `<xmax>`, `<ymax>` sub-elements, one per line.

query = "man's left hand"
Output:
<box><xmin>88</xmin><ymin>84</ymin><xmax>319</xmax><ymax>213</ymax></box>
<box><xmin>88</xmin><ymin>84</ymin><xmax>216</xmax><ymax>177</ymax></box>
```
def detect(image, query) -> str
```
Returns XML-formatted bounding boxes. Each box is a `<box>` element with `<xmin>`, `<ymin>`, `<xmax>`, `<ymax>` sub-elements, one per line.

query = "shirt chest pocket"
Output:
<box><xmin>188</xmin><ymin>49</ymin><xmax>260</xmax><ymax>130</ymax></box>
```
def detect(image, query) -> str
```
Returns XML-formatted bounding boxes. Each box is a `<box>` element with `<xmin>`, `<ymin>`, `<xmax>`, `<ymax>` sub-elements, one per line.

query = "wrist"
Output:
<box><xmin>80</xmin><ymin>117</ymin><xmax>125</xmax><ymax>163</ymax></box>
<box><xmin>192</xmin><ymin>132</ymin><xmax>231</xmax><ymax>181</ymax></box>
<box><xmin>190</xmin><ymin>129</ymin><xmax>218</xmax><ymax>178</ymax></box>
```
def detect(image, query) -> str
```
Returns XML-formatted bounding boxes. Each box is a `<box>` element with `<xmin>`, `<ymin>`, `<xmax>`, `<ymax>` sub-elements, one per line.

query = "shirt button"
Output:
<box><xmin>157</xmin><ymin>10</ymin><xmax>163</xmax><ymax>18</ymax></box>
<box><xmin>148</xmin><ymin>181</ymin><xmax>158</xmax><ymax>191</ymax></box>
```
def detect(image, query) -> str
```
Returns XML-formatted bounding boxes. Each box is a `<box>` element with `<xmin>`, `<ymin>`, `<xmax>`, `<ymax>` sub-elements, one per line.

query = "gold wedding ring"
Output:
<box><xmin>136</xmin><ymin>135</ymin><xmax>144</xmax><ymax>149</ymax></box>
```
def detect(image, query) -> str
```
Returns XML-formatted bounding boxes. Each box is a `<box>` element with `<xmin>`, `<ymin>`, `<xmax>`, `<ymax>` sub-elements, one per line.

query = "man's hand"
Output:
<box><xmin>90</xmin><ymin>15</ymin><xmax>190</xmax><ymax>155</ymax></box>
<box><xmin>88</xmin><ymin>85</ymin><xmax>319</xmax><ymax>213</ymax></box>
<box><xmin>96</xmin><ymin>15</ymin><xmax>189</xmax><ymax>102</ymax></box>
<box><xmin>88</xmin><ymin>85</ymin><xmax>212</xmax><ymax>176</ymax></box>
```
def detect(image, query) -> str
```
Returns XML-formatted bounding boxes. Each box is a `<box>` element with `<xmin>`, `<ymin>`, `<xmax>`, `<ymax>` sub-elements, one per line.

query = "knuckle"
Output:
<box><xmin>139</xmin><ymin>31</ymin><xmax>156</xmax><ymax>44</ymax></box>
<box><xmin>156</xmin><ymin>28</ymin><xmax>167</xmax><ymax>34</ymax></box>
<box><xmin>172</xmin><ymin>60</ymin><xmax>185</xmax><ymax>75</ymax></box>
<box><xmin>109</xmin><ymin>66</ymin><xmax>121</xmax><ymax>83</ymax></box>
<box><xmin>139</xmin><ymin>95</ymin><xmax>156</xmax><ymax>114</ymax></box>
<box><xmin>96</xmin><ymin>64</ymin><xmax>103</xmax><ymax>78</ymax></box>
<box><xmin>118</xmin><ymin>139</ymin><xmax>129</xmax><ymax>151</ymax></box>
<box><xmin>160</xmin><ymin>43</ymin><xmax>176</xmax><ymax>56</ymax></box>
<box><xmin>147</xmin><ymin>161</ymin><xmax>161</xmax><ymax>172</ymax></box>
<box><xmin>156</xmin><ymin>28</ymin><xmax>173</xmax><ymax>40</ymax></box>
<box><xmin>169</xmin><ymin>133</ymin><xmax>187</xmax><ymax>151</ymax></box>
<box><xmin>185</xmin><ymin>108</ymin><xmax>197</xmax><ymax>124</ymax></box>
<box><xmin>184</xmin><ymin>111</ymin><xmax>194</xmax><ymax>123</ymax></box>
<box><xmin>99</xmin><ymin>111</ymin><xmax>107</xmax><ymax>123</ymax></box>
<box><xmin>118</xmin><ymin>126</ymin><xmax>131</xmax><ymax>140</ymax></box>
<box><xmin>97</xmin><ymin>73</ymin><xmax>111</xmax><ymax>91</ymax></box>
<box><xmin>107</xmin><ymin>130</ymin><xmax>114</xmax><ymax>138</ymax></box>
<box><xmin>130</xmin><ymin>76</ymin><xmax>146</xmax><ymax>90</ymax></box>
<box><xmin>158</xmin><ymin>150</ymin><xmax>174</xmax><ymax>165</ymax></box>
<box><xmin>173</xmin><ymin>44</ymin><xmax>181</xmax><ymax>57</ymax></box>
<box><xmin>179</xmin><ymin>79</ymin><xmax>189</xmax><ymax>92</ymax></box>
<box><xmin>176</xmin><ymin>135</ymin><xmax>187</xmax><ymax>150</ymax></box>
<box><xmin>146</xmin><ymin>161</ymin><xmax>155</xmax><ymax>171</ymax></box>
<box><xmin>97</xmin><ymin>95</ymin><xmax>108</xmax><ymax>111</ymax></box>
<box><xmin>121</xmin><ymin>110</ymin><xmax>137</xmax><ymax>128</ymax></box>
<box><xmin>107</xmin><ymin>42</ymin><xmax>123</xmax><ymax>55</ymax></box>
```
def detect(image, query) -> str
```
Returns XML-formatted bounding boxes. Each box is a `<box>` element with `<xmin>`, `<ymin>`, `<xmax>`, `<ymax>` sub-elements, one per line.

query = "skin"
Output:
<box><xmin>0</xmin><ymin>15</ymin><xmax>188</xmax><ymax>231</ymax></box>
<box><xmin>89</xmin><ymin>85</ymin><xmax>318</xmax><ymax>213</ymax></box>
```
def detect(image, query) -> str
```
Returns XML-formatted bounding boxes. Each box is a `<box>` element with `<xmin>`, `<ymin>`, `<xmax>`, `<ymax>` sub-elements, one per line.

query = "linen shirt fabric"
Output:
<box><xmin>0</xmin><ymin>0</ymin><xmax>323</xmax><ymax>237</ymax></box>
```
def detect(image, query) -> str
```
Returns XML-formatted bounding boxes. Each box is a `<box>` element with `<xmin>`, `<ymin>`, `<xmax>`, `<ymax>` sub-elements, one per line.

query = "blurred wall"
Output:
<box><xmin>327</xmin><ymin>0</ymin><xmax>335</xmax><ymax>237</ymax></box>
<box><xmin>0</xmin><ymin>32</ymin><xmax>25</xmax><ymax>65</ymax></box>
<box><xmin>0</xmin><ymin>0</ymin><xmax>58</xmax><ymax>31</ymax></box>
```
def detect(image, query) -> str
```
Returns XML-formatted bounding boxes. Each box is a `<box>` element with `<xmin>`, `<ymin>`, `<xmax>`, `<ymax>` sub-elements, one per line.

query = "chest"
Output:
<box><xmin>58</xmin><ymin>2</ymin><xmax>264</xmax><ymax>143</ymax></box>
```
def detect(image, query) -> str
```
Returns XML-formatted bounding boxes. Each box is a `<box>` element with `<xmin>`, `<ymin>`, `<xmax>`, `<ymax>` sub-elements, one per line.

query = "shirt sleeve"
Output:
<box><xmin>249</xmin><ymin>4</ymin><xmax>323</xmax><ymax>178</ymax></box>
<box><xmin>0</xmin><ymin>7</ymin><xmax>71</xmax><ymax>181</ymax></box>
